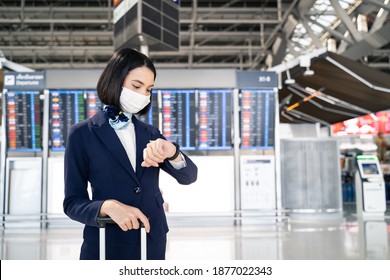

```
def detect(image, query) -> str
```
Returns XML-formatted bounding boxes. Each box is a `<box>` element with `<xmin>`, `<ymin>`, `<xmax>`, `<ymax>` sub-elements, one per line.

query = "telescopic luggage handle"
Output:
<box><xmin>97</xmin><ymin>217</ymin><xmax>115</xmax><ymax>228</ymax></box>
<box><xmin>96</xmin><ymin>217</ymin><xmax>147</xmax><ymax>260</ymax></box>
<box><xmin>97</xmin><ymin>217</ymin><xmax>145</xmax><ymax>228</ymax></box>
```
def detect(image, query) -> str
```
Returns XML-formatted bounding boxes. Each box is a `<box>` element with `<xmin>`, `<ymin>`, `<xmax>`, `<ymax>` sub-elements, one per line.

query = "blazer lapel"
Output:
<box><xmin>91</xmin><ymin>111</ymin><xmax>141</xmax><ymax>185</ymax></box>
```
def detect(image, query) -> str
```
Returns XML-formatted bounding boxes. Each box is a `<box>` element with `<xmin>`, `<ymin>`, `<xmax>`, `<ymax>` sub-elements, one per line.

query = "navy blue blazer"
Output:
<box><xmin>63</xmin><ymin>110</ymin><xmax>197</xmax><ymax>259</ymax></box>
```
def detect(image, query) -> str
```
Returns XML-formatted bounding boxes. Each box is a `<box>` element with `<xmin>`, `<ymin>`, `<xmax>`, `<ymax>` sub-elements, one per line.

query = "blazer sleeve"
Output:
<box><xmin>63</xmin><ymin>125</ymin><xmax>103</xmax><ymax>227</ymax></box>
<box><xmin>159</xmin><ymin>135</ymin><xmax>198</xmax><ymax>185</ymax></box>
<box><xmin>161</xmin><ymin>153</ymin><xmax>198</xmax><ymax>185</ymax></box>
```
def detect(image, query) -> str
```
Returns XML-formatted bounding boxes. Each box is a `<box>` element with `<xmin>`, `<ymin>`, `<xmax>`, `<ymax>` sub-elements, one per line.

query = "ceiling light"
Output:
<box><xmin>300</xmin><ymin>55</ymin><xmax>315</xmax><ymax>76</ymax></box>
<box><xmin>284</xmin><ymin>67</ymin><xmax>295</xmax><ymax>84</ymax></box>
<box><xmin>303</xmin><ymin>67</ymin><xmax>315</xmax><ymax>76</ymax></box>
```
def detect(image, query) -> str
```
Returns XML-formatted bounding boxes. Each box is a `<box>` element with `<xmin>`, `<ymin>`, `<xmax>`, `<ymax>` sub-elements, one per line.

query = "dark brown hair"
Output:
<box><xmin>97</xmin><ymin>48</ymin><xmax>156</xmax><ymax>115</ymax></box>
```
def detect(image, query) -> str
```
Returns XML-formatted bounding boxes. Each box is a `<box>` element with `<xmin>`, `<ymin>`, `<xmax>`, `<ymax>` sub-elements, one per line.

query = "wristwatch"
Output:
<box><xmin>166</xmin><ymin>142</ymin><xmax>180</xmax><ymax>161</ymax></box>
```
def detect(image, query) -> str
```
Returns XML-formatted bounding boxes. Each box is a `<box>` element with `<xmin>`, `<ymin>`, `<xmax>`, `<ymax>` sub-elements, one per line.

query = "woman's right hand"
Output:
<box><xmin>99</xmin><ymin>199</ymin><xmax>150</xmax><ymax>233</ymax></box>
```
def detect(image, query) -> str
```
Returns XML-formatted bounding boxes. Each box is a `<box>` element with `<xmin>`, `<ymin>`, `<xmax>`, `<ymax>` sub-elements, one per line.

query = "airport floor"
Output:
<box><xmin>1</xmin><ymin>206</ymin><xmax>390</xmax><ymax>260</ymax></box>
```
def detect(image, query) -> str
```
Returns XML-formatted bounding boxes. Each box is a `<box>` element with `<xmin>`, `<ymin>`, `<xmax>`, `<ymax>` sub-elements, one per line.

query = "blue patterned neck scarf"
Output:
<box><xmin>103</xmin><ymin>105</ymin><xmax>132</xmax><ymax>130</ymax></box>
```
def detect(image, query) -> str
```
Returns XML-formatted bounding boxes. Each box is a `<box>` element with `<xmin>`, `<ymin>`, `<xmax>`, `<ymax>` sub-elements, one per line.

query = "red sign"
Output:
<box><xmin>331</xmin><ymin>111</ymin><xmax>390</xmax><ymax>135</ymax></box>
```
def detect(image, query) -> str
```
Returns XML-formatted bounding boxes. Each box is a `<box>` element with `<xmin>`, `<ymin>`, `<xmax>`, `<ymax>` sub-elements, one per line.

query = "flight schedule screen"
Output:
<box><xmin>137</xmin><ymin>90</ymin><xmax>159</xmax><ymax>127</ymax></box>
<box><xmin>6</xmin><ymin>91</ymin><xmax>42</xmax><ymax>152</ymax></box>
<box><xmin>240</xmin><ymin>89</ymin><xmax>275</xmax><ymax>149</ymax></box>
<box><xmin>198</xmin><ymin>89</ymin><xmax>232</xmax><ymax>150</ymax></box>
<box><xmin>86</xmin><ymin>90</ymin><xmax>102</xmax><ymax>118</ymax></box>
<box><xmin>49</xmin><ymin>90</ymin><xmax>86</xmax><ymax>151</ymax></box>
<box><xmin>161</xmin><ymin>89</ymin><xmax>196</xmax><ymax>150</ymax></box>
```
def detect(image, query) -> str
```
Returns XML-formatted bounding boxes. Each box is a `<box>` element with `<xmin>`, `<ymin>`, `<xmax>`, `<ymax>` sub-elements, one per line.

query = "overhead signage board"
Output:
<box><xmin>236</xmin><ymin>71</ymin><xmax>277</xmax><ymax>89</ymax></box>
<box><xmin>3</xmin><ymin>71</ymin><xmax>46</xmax><ymax>91</ymax></box>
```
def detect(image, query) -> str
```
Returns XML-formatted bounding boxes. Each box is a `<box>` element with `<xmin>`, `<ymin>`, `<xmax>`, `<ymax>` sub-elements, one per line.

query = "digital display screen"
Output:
<box><xmin>198</xmin><ymin>89</ymin><xmax>232</xmax><ymax>150</ymax></box>
<box><xmin>5</xmin><ymin>91</ymin><xmax>42</xmax><ymax>152</ymax></box>
<box><xmin>362</xmin><ymin>163</ymin><xmax>380</xmax><ymax>175</ymax></box>
<box><xmin>161</xmin><ymin>89</ymin><xmax>196</xmax><ymax>150</ymax></box>
<box><xmin>86</xmin><ymin>90</ymin><xmax>102</xmax><ymax>118</ymax></box>
<box><xmin>240</xmin><ymin>89</ymin><xmax>275</xmax><ymax>149</ymax></box>
<box><xmin>136</xmin><ymin>89</ymin><xmax>159</xmax><ymax>127</ymax></box>
<box><xmin>49</xmin><ymin>90</ymin><xmax>86</xmax><ymax>151</ymax></box>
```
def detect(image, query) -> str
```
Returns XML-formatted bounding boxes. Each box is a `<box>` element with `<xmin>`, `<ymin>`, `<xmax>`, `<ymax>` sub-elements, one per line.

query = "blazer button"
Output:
<box><xmin>134</xmin><ymin>187</ymin><xmax>142</xmax><ymax>194</ymax></box>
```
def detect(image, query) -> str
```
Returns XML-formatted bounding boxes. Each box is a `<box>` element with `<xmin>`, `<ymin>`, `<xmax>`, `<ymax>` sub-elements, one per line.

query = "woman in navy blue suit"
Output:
<box><xmin>63</xmin><ymin>48</ymin><xmax>198</xmax><ymax>260</ymax></box>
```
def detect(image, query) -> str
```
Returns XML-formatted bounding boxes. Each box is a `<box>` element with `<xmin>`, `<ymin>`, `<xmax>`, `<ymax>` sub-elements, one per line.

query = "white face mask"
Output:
<box><xmin>120</xmin><ymin>87</ymin><xmax>150</xmax><ymax>114</ymax></box>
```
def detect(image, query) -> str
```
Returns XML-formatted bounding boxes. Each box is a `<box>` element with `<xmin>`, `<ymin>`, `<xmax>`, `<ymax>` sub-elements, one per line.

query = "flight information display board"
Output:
<box><xmin>161</xmin><ymin>89</ymin><xmax>196</xmax><ymax>150</ymax></box>
<box><xmin>240</xmin><ymin>89</ymin><xmax>275</xmax><ymax>149</ymax></box>
<box><xmin>198</xmin><ymin>89</ymin><xmax>232</xmax><ymax>150</ymax></box>
<box><xmin>137</xmin><ymin>90</ymin><xmax>159</xmax><ymax>127</ymax></box>
<box><xmin>86</xmin><ymin>90</ymin><xmax>103</xmax><ymax>118</ymax></box>
<box><xmin>5</xmin><ymin>91</ymin><xmax>42</xmax><ymax>152</ymax></box>
<box><xmin>49</xmin><ymin>90</ymin><xmax>86</xmax><ymax>151</ymax></box>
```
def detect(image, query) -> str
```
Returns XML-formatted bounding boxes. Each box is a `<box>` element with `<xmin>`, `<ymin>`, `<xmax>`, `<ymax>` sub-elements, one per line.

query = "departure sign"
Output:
<box><xmin>49</xmin><ymin>90</ymin><xmax>86</xmax><ymax>151</ymax></box>
<box><xmin>5</xmin><ymin>91</ymin><xmax>42</xmax><ymax>152</ymax></box>
<box><xmin>161</xmin><ymin>89</ymin><xmax>196</xmax><ymax>150</ymax></box>
<box><xmin>198</xmin><ymin>89</ymin><xmax>232</xmax><ymax>150</ymax></box>
<box><xmin>240</xmin><ymin>89</ymin><xmax>275</xmax><ymax>149</ymax></box>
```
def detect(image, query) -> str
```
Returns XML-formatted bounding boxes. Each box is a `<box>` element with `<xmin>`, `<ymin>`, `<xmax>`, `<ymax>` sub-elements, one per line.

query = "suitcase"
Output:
<box><xmin>97</xmin><ymin>217</ymin><xmax>147</xmax><ymax>260</ymax></box>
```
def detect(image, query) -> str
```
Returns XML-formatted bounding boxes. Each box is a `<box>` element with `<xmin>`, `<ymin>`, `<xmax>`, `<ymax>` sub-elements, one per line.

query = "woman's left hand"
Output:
<box><xmin>141</xmin><ymin>138</ymin><xmax>177</xmax><ymax>167</ymax></box>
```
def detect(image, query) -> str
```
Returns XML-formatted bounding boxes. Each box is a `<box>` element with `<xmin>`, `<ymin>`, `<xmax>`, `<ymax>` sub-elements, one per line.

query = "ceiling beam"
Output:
<box><xmin>0</xmin><ymin>18</ymin><xmax>110</xmax><ymax>24</ymax></box>
<box><xmin>250</xmin><ymin>0</ymin><xmax>300</xmax><ymax>69</ymax></box>
<box><xmin>180</xmin><ymin>7</ymin><xmax>279</xmax><ymax>13</ymax></box>
<box><xmin>180</xmin><ymin>18</ymin><xmax>280</xmax><ymax>24</ymax></box>
<box><xmin>306</xmin><ymin>16</ymin><xmax>354</xmax><ymax>45</ymax></box>
<box><xmin>329</xmin><ymin>0</ymin><xmax>362</xmax><ymax>42</ymax></box>
<box><xmin>188</xmin><ymin>0</ymin><xmax>197</xmax><ymax>66</ymax></box>
<box><xmin>370</xmin><ymin>5</ymin><xmax>389</xmax><ymax>34</ymax></box>
<box><xmin>300</xmin><ymin>19</ymin><xmax>323</xmax><ymax>48</ymax></box>
<box><xmin>0</xmin><ymin>7</ymin><xmax>110</xmax><ymax>13</ymax></box>
<box><xmin>365</xmin><ymin>0</ymin><xmax>390</xmax><ymax>11</ymax></box>
<box><xmin>342</xmin><ymin>22</ymin><xmax>390</xmax><ymax>60</ymax></box>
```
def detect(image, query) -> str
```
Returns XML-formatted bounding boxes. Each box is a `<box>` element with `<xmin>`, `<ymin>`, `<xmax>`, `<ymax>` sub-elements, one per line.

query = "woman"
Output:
<box><xmin>63</xmin><ymin>48</ymin><xmax>198</xmax><ymax>260</ymax></box>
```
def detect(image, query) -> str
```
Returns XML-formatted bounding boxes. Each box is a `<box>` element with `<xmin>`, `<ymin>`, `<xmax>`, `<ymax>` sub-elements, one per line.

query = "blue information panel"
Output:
<box><xmin>5</xmin><ymin>91</ymin><xmax>42</xmax><ymax>152</ymax></box>
<box><xmin>161</xmin><ymin>89</ymin><xmax>196</xmax><ymax>150</ymax></box>
<box><xmin>239</xmin><ymin>89</ymin><xmax>275</xmax><ymax>149</ymax></box>
<box><xmin>85</xmin><ymin>90</ymin><xmax>103</xmax><ymax>118</ymax></box>
<box><xmin>49</xmin><ymin>90</ymin><xmax>86</xmax><ymax>151</ymax></box>
<box><xmin>198</xmin><ymin>89</ymin><xmax>232</xmax><ymax>150</ymax></box>
<box><xmin>136</xmin><ymin>89</ymin><xmax>159</xmax><ymax>127</ymax></box>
